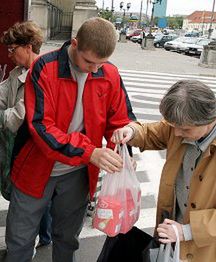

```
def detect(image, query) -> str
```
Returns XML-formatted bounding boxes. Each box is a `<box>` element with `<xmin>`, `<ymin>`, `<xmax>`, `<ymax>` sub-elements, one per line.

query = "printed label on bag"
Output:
<box><xmin>97</xmin><ymin>208</ymin><xmax>113</xmax><ymax>219</ymax></box>
<box><xmin>98</xmin><ymin>219</ymin><xmax>110</xmax><ymax>230</ymax></box>
<box><xmin>98</xmin><ymin>199</ymin><xmax>109</xmax><ymax>208</ymax></box>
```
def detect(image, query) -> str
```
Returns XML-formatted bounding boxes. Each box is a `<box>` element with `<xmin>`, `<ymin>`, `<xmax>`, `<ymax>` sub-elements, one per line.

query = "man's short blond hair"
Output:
<box><xmin>76</xmin><ymin>17</ymin><xmax>117</xmax><ymax>58</ymax></box>
<box><xmin>1</xmin><ymin>21</ymin><xmax>43</xmax><ymax>54</ymax></box>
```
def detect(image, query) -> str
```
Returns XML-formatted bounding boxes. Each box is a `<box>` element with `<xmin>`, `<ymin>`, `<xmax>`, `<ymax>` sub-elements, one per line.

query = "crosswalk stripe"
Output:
<box><xmin>120</xmin><ymin>69</ymin><xmax>216</xmax><ymax>81</ymax></box>
<box><xmin>122</xmin><ymin>75</ymin><xmax>216</xmax><ymax>86</ymax></box>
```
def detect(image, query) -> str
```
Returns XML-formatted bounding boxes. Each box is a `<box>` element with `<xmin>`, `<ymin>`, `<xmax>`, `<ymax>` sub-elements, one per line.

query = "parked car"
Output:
<box><xmin>185</xmin><ymin>38</ymin><xmax>211</xmax><ymax>56</ymax></box>
<box><xmin>164</xmin><ymin>37</ymin><xmax>185</xmax><ymax>51</ymax></box>
<box><xmin>154</xmin><ymin>34</ymin><xmax>178</xmax><ymax>47</ymax></box>
<box><xmin>185</xmin><ymin>31</ymin><xmax>200</xmax><ymax>37</ymax></box>
<box><xmin>177</xmin><ymin>37</ymin><xmax>199</xmax><ymax>53</ymax></box>
<box><xmin>130</xmin><ymin>34</ymin><xmax>142</xmax><ymax>43</ymax></box>
<box><xmin>126</xmin><ymin>29</ymin><xmax>142</xmax><ymax>40</ymax></box>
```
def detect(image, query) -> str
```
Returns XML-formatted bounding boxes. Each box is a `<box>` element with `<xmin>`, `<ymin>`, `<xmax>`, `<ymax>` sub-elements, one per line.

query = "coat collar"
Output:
<box><xmin>18</xmin><ymin>68</ymin><xmax>28</xmax><ymax>84</ymax></box>
<box><xmin>57</xmin><ymin>41</ymin><xmax>105</xmax><ymax>79</ymax></box>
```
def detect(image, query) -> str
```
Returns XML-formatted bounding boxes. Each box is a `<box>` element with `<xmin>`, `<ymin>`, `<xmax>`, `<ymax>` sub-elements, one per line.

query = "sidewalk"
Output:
<box><xmin>42</xmin><ymin>40</ymin><xmax>216</xmax><ymax>77</ymax></box>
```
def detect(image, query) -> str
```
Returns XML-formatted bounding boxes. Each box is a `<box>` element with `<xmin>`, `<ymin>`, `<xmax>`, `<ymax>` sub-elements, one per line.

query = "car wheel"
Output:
<box><xmin>155</xmin><ymin>43</ymin><xmax>160</xmax><ymax>48</ymax></box>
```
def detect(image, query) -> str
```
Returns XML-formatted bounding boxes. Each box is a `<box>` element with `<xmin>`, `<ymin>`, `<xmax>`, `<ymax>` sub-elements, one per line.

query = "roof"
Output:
<box><xmin>186</xmin><ymin>11</ymin><xmax>216</xmax><ymax>23</ymax></box>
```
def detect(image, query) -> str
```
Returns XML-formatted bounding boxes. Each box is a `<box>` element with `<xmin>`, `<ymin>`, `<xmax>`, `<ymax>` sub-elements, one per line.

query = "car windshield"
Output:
<box><xmin>155</xmin><ymin>34</ymin><xmax>163</xmax><ymax>40</ymax></box>
<box><xmin>183</xmin><ymin>38</ymin><xmax>198</xmax><ymax>44</ymax></box>
<box><xmin>197</xmin><ymin>39</ymin><xmax>210</xmax><ymax>46</ymax></box>
<box><xmin>173</xmin><ymin>37</ymin><xmax>184</xmax><ymax>42</ymax></box>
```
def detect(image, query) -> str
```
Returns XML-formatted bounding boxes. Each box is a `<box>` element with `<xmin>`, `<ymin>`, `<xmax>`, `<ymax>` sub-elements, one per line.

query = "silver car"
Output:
<box><xmin>185</xmin><ymin>39</ymin><xmax>211</xmax><ymax>56</ymax></box>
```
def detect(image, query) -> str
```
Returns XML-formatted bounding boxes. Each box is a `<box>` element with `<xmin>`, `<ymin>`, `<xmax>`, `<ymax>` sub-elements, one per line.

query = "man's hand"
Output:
<box><xmin>111</xmin><ymin>126</ymin><xmax>134</xmax><ymax>144</ymax></box>
<box><xmin>90</xmin><ymin>148</ymin><xmax>123</xmax><ymax>173</ymax></box>
<box><xmin>157</xmin><ymin>218</ymin><xmax>184</xmax><ymax>243</ymax></box>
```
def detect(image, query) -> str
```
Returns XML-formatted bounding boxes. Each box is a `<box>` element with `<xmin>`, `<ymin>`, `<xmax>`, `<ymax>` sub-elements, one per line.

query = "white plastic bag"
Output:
<box><xmin>93</xmin><ymin>144</ymin><xmax>141</xmax><ymax>236</ymax></box>
<box><xmin>149</xmin><ymin>224</ymin><xmax>180</xmax><ymax>262</ymax></box>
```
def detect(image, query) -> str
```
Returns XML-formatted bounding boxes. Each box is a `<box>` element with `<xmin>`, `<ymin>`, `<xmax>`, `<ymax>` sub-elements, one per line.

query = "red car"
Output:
<box><xmin>126</xmin><ymin>29</ymin><xmax>142</xmax><ymax>40</ymax></box>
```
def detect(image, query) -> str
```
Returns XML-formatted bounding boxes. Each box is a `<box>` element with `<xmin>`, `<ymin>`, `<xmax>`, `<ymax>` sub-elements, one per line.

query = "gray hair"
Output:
<box><xmin>159</xmin><ymin>80</ymin><xmax>216</xmax><ymax>126</ymax></box>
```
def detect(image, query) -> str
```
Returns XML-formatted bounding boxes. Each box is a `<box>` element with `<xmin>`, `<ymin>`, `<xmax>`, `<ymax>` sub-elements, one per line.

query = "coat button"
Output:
<box><xmin>191</xmin><ymin>203</ymin><xmax>196</xmax><ymax>208</ymax></box>
<box><xmin>186</xmin><ymin>253</ymin><xmax>193</xmax><ymax>259</ymax></box>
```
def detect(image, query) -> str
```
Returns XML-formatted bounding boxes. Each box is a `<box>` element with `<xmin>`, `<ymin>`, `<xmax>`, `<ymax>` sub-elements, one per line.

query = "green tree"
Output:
<box><xmin>98</xmin><ymin>10</ymin><xmax>113</xmax><ymax>21</ymax></box>
<box><xmin>167</xmin><ymin>16</ymin><xmax>183</xmax><ymax>29</ymax></box>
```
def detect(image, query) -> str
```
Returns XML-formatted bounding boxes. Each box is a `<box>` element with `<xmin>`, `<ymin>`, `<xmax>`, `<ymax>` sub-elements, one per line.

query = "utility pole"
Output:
<box><xmin>111</xmin><ymin>0</ymin><xmax>114</xmax><ymax>11</ymax></box>
<box><xmin>201</xmin><ymin>11</ymin><xmax>205</xmax><ymax>36</ymax></box>
<box><xmin>145</xmin><ymin>0</ymin><xmax>150</xmax><ymax>20</ymax></box>
<box><xmin>139</xmin><ymin>0</ymin><xmax>143</xmax><ymax>28</ymax></box>
<box><xmin>208</xmin><ymin>0</ymin><xmax>216</xmax><ymax>39</ymax></box>
<box><xmin>111</xmin><ymin>0</ymin><xmax>114</xmax><ymax>21</ymax></box>
<box><xmin>102</xmin><ymin>0</ymin><xmax>104</xmax><ymax>10</ymax></box>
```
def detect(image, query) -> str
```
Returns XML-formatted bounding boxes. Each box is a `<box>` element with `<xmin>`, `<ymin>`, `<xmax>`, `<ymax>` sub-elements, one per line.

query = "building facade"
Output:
<box><xmin>154</xmin><ymin>0</ymin><xmax>167</xmax><ymax>18</ymax></box>
<box><xmin>183</xmin><ymin>11</ymin><xmax>216</xmax><ymax>35</ymax></box>
<box><xmin>29</xmin><ymin>0</ymin><xmax>98</xmax><ymax>40</ymax></box>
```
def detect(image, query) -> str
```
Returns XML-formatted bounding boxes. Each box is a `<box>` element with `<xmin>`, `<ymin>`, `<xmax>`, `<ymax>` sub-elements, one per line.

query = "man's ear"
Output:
<box><xmin>71</xmin><ymin>38</ymin><xmax>78</xmax><ymax>49</ymax></box>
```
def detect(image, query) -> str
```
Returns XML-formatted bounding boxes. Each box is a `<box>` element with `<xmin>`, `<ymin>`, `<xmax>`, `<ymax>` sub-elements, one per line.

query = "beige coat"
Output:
<box><xmin>0</xmin><ymin>66</ymin><xmax>27</xmax><ymax>133</ymax></box>
<box><xmin>128</xmin><ymin>120</ymin><xmax>216</xmax><ymax>262</ymax></box>
<box><xmin>0</xmin><ymin>66</ymin><xmax>27</xmax><ymax>199</ymax></box>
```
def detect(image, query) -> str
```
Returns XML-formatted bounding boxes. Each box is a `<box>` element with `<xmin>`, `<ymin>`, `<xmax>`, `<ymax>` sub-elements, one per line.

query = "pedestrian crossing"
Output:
<box><xmin>0</xmin><ymin>69</ymin><xmax>216</xmax><ymax>248</ymax></box>
<box><xmin>121</xmin><ymin>69</ymin><xmax>216</xmax><ymax>123</ymax></box>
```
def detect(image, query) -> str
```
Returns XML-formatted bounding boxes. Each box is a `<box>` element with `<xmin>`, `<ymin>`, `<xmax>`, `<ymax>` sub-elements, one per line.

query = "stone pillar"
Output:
<box><xmin>29</xmin><ymin>0</ymin><xmax>49</xmax><ymax>40</ymax></box>
<box><xmin>199</xmin><ymin>41</ymin><xmax>216</xmax><ymax>69</ymax></box>
<box><xmin>141</xmin><ymin>35</ymin><xmax>155</xmax><ymax>50</ymax></box>
<box><xmin>72</xmin><ymin>0</ymin><xmax>98</xmax><ymax>37</ymax></box>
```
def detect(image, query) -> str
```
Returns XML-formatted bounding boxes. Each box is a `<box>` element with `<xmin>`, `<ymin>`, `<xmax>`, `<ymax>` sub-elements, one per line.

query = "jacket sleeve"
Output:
<box><xmin>127</xmin><ymin>120</ymin><xmax>171</xmax><ymax>151</ymax></box>
<box><xmin>25</xmin><ymin>62</ymin><xmax>96</xmax><ymax>166</ymax></box>
<box><xmin>0</xmin><ymin>77</ymin><xmax>25</xmax><ymax>133</ymax></box>
<box><xmin>190</xmin><ymin>209</ymin><xmax>216</xmax><ymax>247</ymax></box>
<box><xmin>104</xmin><ymin>75</ymin><xmax>136</xmax><ymax>147</ymax></box>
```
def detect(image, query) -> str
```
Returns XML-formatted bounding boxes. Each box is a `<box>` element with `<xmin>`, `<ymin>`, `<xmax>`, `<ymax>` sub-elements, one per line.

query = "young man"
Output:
<box><xmin>111</xmin><ymin>80</ymin><xmax>216</xmax><ymax>262</ymax></box>
<box><xmin>5</xmin><ymin>17</ymin><xmax>135</xmax><ymax>262</ymax></box>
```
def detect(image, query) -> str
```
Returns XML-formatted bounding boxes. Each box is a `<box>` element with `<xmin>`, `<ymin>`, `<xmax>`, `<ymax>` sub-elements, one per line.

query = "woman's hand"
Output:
<box><xmin>157</xmin><ymin>218</ymin><xmax>184</xmax><ymax>243</ymax></box>
<box><xmin>111</xmin><ymin>126</ymin><xmax>134</xmax><ymax>144</ymax></box>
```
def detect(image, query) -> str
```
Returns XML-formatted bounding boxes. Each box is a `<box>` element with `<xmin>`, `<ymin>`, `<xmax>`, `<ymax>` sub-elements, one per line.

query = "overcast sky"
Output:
<box><xmin>95</xmin><ymin>0</ymin><xmax>214</xmax><ymax>16</ymax></box>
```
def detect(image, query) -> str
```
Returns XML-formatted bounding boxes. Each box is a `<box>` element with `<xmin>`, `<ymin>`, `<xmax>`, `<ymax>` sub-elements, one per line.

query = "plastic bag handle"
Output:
<box><xmin>157</xmin><ymin>224</ymin><xmax>180</xmax><ymax>262</ymax></box>
<box><xmin>171</xmin><ymin>224</ymin><xmax>180</xmax><ymax>262</ymax></box>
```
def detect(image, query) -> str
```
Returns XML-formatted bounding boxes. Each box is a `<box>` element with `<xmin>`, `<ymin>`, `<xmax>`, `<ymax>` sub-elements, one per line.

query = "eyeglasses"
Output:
<box><xmin>7</xmin><ymin>45</ymin><xmax>20</xmax><ymax>54</ymax></box>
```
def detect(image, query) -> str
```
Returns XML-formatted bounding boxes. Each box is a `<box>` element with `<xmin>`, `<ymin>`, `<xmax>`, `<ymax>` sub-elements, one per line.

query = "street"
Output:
<box><xmin>0</xmin><ymin>40</ymin><xmax>216</xmax><ymax>262</ymax></box>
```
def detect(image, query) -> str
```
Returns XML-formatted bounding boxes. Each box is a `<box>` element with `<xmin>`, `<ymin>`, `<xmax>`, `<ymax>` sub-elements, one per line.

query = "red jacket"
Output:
<box><xmin>11</xmin><ymin>41</ymin><xmax>135</xmax><ymax>199</ymax></box>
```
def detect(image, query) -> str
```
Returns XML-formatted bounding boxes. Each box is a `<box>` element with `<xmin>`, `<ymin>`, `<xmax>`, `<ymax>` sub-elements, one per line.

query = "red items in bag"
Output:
<box><xmin>120</xmin><ymin>189</ymin><xmax>139</xmax><ymax>234</ymax></box>
<box><xmin>93</xmin><ymin>144</ymin><xmax>141</xmax><ymax>237</ymax></box>
<box><xmin>93</xmin><ymin>195</ymin><xmax>124</xmax><ymax>237</ymax></box>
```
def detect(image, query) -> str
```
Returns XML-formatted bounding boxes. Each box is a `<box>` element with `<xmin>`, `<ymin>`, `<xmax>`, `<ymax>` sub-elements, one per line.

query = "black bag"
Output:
<box><xmin>97</xmin><ymin>226</ymin><xmax>159</xmax><ymax>262</ymax></box>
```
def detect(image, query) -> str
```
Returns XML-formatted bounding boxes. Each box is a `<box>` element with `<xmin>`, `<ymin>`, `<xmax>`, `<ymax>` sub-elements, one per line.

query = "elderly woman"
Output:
<box><xmin>0</xmin><ymin>20</ymin><xmax>43</xmax><ymax>198</ymax></box>
<box><xmin>0</xmin><ymin>21</ymin><xmax>51</xmax><ymax>252</ymax></box>
<box><xmin>111</xmin><ymin>80</ymin><xmax>216</xmax><ymax>262</ymax></box>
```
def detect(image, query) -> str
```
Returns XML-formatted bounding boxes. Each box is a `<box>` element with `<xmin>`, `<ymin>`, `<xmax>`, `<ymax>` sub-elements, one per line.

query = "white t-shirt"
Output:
<box><xmin>51</xmin><ymin>46</ymin><xmax>88</xmax><ymax>177</ymax></box>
